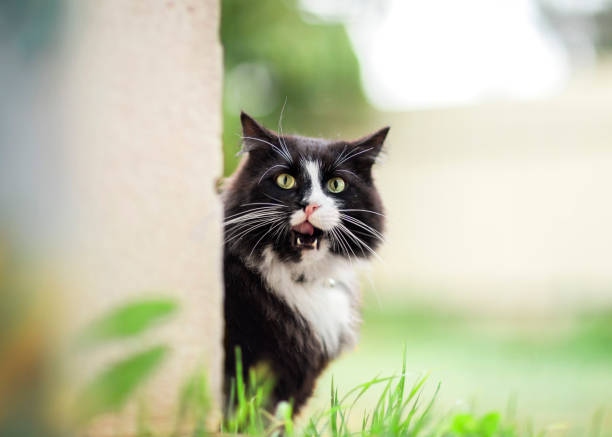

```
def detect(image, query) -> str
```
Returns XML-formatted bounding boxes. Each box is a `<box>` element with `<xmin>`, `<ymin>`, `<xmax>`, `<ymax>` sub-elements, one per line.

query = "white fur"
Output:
<box><xmin>255</xmin><ymin>245</ymin><xmax>360</xmax><ymax>357</ymax></box>
<box><xmin>289</xmin><ymin>160</ymin><xmax>340</xmax><ymax>231</ymax></box>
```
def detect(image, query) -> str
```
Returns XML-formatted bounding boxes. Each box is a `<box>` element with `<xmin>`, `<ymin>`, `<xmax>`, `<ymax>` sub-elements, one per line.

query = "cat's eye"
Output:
<box><xmin>327</xmin><ymin>177</ymin><xmax>345</xmax><ymax>193</ymax></box>
<box><xmin>276</xmin><ymin>173</ymin><xmax>296</xmax><ymax>189</ymax></box>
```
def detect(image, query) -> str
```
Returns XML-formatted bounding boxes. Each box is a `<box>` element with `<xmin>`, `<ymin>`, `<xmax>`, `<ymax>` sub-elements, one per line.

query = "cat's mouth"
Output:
<box><xmin>291</xmin><ymin>222</ymin><xmax>323</xmax><ymax>250</ymax></box>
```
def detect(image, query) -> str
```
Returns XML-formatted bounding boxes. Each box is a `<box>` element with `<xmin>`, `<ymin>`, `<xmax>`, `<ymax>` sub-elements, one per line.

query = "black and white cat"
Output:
<box><xmin>223</xmin><ymin>112</ymin><xmax>388</xmax><ymax>414</ymax></box>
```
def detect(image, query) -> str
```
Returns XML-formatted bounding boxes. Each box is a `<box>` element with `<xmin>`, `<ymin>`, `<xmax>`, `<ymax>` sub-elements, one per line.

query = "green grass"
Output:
<box><xmin>65</xmin><ymin>297</ymin><xmax>612</xmax><ymax>437</ymax></box>
<box><xmin>310</xmin><ymin>297</ymin><xmax>612</xmax><ymax>437</ymax></box>
<box><xmin>222</xmin><ymin>346</ymin><xmax>565</xmax><ymax>437</ymax></box>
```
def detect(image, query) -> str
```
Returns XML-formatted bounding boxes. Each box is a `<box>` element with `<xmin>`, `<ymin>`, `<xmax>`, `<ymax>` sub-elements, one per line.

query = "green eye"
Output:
<box><xmin>327</xmin><ymin>177</ymin><xmax>345</xmax><ymax>193</ymax></box>
<box><xmin>276</xmin><ymin>173</ymin><xmax>296</xmax><ymax>189</ymax></box>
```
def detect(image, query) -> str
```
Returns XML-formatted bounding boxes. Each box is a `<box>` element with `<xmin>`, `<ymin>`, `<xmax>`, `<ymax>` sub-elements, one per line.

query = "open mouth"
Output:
<box><xmin>291</xmin><ymin>222</ymin><xmax>323</xmax><ymax>250</ymax></box>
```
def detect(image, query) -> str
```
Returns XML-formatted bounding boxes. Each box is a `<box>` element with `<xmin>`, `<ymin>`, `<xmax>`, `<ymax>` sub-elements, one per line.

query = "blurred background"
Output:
<box><xmin>221</xmin><ymin>0</ymin><xmax>612</xmax><ymax>434</ymax></box>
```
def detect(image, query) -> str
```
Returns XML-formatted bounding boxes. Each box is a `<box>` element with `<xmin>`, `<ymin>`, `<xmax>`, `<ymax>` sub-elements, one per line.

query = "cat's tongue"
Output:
<box><xmin>292</xmin><ymin>221</ymin><xmax>314</xmax><ymax>236</ymax></box>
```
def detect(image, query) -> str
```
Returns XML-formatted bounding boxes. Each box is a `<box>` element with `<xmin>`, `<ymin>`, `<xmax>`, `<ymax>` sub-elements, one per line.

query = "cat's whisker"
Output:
<box><xmin>277</xmin><ymin>97</ymin><xmax>292</xmax><ymax>162</ymax></box>
<box><xmin>338</xmin><ymin>223</ymin><xmax>384</xmax><ymax>263</ymax></box>
<box><xmin>340</xmin><ymin>214</ymin><xmax>385</xmax><ymax>242</ymax></box>
<box><xmin>332</xmin><ymin>226</ymin><xmax>358</xmax><ymax>263</ymax></box>
<box><xmin>224</xmin><ymin>215</ymin><xmax>286</xmax><ymax>234</ymax></box>
<box><xmin>258</xmin><ymin>164</ymin><xmax>290</xmax><ymax>185</ymax></box>
<box><xmin>331</xmin><ymin>227</ymin><xmax>355</xmax><ymax>264</ymax></box>
<box><xmin>335</xmin><ymin>146</ymin><xmax>374</xmax><ymax>167</ymax></box>
<box><xmin>226</xmin><ymin>203</ymin><xmax>285</xmax><ymax>215</ymax></box>
<box><xmin>263</xmin><ymin>193</ymin><xmax>286</xmax><ymax>204</ymax></box>
<box><xmin>273</xmin><ymin>223</ymin><xmax>289</xmax><ymax>245</ymax></box>
<box><xmin>339</xmin><ymin>224</ymin><xmax>367</xmax><ymax>258</ymax></box>
<box><xmin>224</xmin><ymin>209</ymin><xmax>285</xmax><ymax>227</ymax></box>
<box><xmin>241</xmin><ymin>135</ymin><xmax>292</xmax><ymax>163</ymax></box>
<box><xmin>332</xmin><ymin>144</ymin><xmax>348</xmax><ymax>168</ymax></box>
<box><xmin>336</xmin><ymin>169</ymin><xmax>359</xmax><ymax>179</ymax></box>
<box><xmin>225</xmin><ymin>217</ymin><xmax>285</xmax><ymax>244</ymax></box>
<box><xmin>240</xmin><ymin>202</ymin><xmax>285</xmax><ymax>207</ymax></box>
<box><xmin>326</xmin><ymin>227</ymin><xmax>338</xmax><ymax>252</ymax></box>
<box><xmin>339</xmin><ymin>208</ymin><xmax>386</xmax><ymax>218</ymax></box>
<box><xmin>224</xmin><ymin>209</ymin><xmax>285</xmax><ymax>225</ymax></box>
<box><xmin>249</xmin><ymin>222</ymin><xmax>283</xmax><ymax>257</ymax></box>
<box><xmin>225</xmin><ymin>205</ymin><xmax>285</xmax><ymax>220</ymax></box>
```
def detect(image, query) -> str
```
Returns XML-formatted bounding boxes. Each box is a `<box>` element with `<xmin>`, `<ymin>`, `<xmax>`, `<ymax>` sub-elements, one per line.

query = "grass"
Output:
<box><xmin>310</xmin><ymin>296</ymin><xmax>612</xmax><ymax>437</ymax></box>
<box><xmin>222</xmin><ymin>346</ymin><xmax>564</xmax><ymax>437</ymax></box>
<box><xmin>19</xmin><ymin>296</ymin><xmax>608</xmax><ymax>437</ymax></box>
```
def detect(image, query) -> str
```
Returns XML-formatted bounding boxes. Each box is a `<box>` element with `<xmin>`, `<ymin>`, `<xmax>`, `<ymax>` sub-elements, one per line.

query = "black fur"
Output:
<box><xmin>223</xmin><ymin>112</ymin><xmax>388</xmax><ymax>415</ymax></box>
<box><xmin>224</xmin><ymin>251</ymin><xmax>327</xmax><ymax>413</ymax></box>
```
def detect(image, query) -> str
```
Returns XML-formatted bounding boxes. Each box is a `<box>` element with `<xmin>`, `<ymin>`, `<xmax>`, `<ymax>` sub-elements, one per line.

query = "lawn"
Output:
<box><xmin>308</xmin><ymin>292</ymin><xmax>612</xmax><ymax>436</ymax></box>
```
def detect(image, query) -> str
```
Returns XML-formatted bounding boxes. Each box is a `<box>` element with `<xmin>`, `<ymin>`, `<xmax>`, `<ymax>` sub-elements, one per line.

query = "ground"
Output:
<box><xmin>306</xmin><ymin>293</ymin><xmax>612</xmax><ymax>436</ymax></box>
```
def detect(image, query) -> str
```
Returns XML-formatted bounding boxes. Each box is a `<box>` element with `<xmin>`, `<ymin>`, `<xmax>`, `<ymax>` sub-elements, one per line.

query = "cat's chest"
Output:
<box><xmin>257</xmin><ymin>248</ymin><xmax>359</xmax><ymax>357</ymax></box>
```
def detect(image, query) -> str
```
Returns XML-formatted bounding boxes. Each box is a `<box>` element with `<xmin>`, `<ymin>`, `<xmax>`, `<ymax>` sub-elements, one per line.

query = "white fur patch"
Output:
<box><xmin>256</xmin><ymin>245</ymin><xmax>359</xmax><ymax>357</ymax></box>
<box><xmin>289</xmin><ymin>160</ymin><xmax>340</xmax><ymax>231</ymax></box>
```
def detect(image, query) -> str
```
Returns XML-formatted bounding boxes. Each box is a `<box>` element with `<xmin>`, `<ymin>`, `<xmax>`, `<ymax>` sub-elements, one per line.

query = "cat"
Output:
<box><xmin>223</xmin><ymin>112</ymin><xmax>389</xmax><ymax>415</ymax></box>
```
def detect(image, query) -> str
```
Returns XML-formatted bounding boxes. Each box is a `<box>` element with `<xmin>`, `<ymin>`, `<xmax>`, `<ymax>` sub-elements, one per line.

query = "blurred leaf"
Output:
<box><xmin>478</xmin><ymin>412</ymin><xmax>501</xmax><ymax>437</ymax></box>
<box><xmin>450</xmin><ymin>411</ymin><xmax>501</xmax><ymax>437</ymax></box>
<box><xmin>75</xmin><ymin>345</ymin><xmax>169</xmax><ymax>423</ymax></box>
<box><xmin>452</xmin><ymin>413</ymin><xmax>478</xmax><ymax>435</ymax></box>
<box><xmin>77</xmin><ymin>298</ymin><xmax>178</xmax><ymax>348</ymax></box>
<box><xmin>173</xmin><ymin>366</ymin><xmax>210</xmax><ymax>437</ymax></box>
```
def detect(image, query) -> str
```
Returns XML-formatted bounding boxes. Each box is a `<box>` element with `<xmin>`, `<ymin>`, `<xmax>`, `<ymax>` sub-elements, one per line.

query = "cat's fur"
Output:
<box><xmin>223</xmin><ymin>112</ymin><xmax>388</xmax><ymax>414</ymax></box>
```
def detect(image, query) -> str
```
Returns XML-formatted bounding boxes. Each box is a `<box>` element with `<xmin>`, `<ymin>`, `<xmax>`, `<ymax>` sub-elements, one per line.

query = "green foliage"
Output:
<box><xmin>223</xmin><ymin>346</ymin><xmax>443</xmax><ymax>437</ymax></box>
<box><xmin>73</xmin><ymin>297</ymin><xmax>178</xmax><ymax>427</ymax></box>
<box><xmin>219</xmin><ymin>347</ymin><xmax>602</xmax><ymax>437</ymax></box>
<box><xmin>220</xmin><ymin>0</ymin><xmax>370</xmax><ymax>175</ymax></box>
<box><xmin>173</xmin><ymin>367</ymin><xmax>211</xmax><ymax>437</ymax></box>
<box><xmin>69</xmin><ymin>299</ymin><xmax>612</xmax><ymax>436</ymax></box>
<box><xmin>222</xmin><ymin>347</ymin><xmax>278</xmax><ymax>435</ymax></box>
<box><xmin>305</xmin><ymin>355</ymin><xmax>439</xmax><ymax>437</ymax></box>
<box><xmin>449</xmin><ymin>412</ymin><xmax>503</xmax><ymax>437</ymax></box>
<box><xmin>77</xmin><ymin>298</ymin><xmax>178</xmax><ymax>348</ymax></box>
<box><xmin>75</xmin><ymin>345</ymin><xmax>169</xmax><ymax>423</ymax></box>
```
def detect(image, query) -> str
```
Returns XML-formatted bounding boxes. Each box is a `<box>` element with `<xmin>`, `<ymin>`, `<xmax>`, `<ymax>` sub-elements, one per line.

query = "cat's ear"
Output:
<box><xmin>240</xmin><ymin>111</ymin><xmax>276</xmax><ymax>153</ymax></box>
<box><xmin>349</xmin><ymin>126</ymin><xmax>390</xmax><ymax>166</ymax></box>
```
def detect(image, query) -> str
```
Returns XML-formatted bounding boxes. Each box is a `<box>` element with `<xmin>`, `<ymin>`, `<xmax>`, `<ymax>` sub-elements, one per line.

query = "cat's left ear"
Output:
<box><xmin>349</xmin><ymin>126</ymin><xmax>390</xmax><ymax>166</ymax></box>
<box><xmin>240</xmin><ymin>111</ymin><xmax>277</xmax><ymax>154</ymax></box>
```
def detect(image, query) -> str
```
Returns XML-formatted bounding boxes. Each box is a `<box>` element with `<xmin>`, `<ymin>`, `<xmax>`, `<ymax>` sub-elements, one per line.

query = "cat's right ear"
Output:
<box><xmin>240</xmin><ymin>112</ymin><xmax>275</xmax><ymax>153</ymax></box>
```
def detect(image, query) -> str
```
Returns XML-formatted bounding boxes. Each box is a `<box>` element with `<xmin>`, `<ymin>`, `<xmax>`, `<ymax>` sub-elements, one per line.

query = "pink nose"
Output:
<box><xmin>304</xmin><ymin>204</ymin><xmax>319</xmax><ymax>218</ymax></box>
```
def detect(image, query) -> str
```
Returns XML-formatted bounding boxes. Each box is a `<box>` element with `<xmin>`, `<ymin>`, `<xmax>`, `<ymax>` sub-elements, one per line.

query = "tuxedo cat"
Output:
<box><xmin>223</xmin><ymin>112</ymin><xmax>388</xmax><ymax>414</ymax></box>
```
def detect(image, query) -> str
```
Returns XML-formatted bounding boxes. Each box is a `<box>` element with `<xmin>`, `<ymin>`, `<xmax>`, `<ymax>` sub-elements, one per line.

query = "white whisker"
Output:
<box><xmin>241</xmin><ymin>135</ymin><xmax>292</xmax><ymax>163</ymax></box>
<box><xmin>277</xmin><ymin>97</ymin><xmax>293</xmax><ymax>163</ymax></box>
<box><xmin>225</xmin><ymin>217</ymin><xmax>285</xmax><ymax>244</ymax></box>
<box><xmin>240</xmin><ymin>202</ymin><xmax>286</xmax><ymax>208</ymax></box>
<box><xmin>224</xmin><ymin>209</ymin><xmax>285</xmax><ymax>225</ymax></box>
<box><xmin>333</xmin><ymin>145</ymin><xmax>348</xmax><ymax>168</ymax></box>
<box><xmin>340</xmin><ymin>214</ymin><xmax>385</xmax><ymax>242</ymax></box>
<box><xmin>339</xmin><ymin>209</ymin><xmax>386</xmax><ymax>218</ymax></box>
<box><xmin>330</xmin><ymin>227</ymin><xmax>355</xmax><ymax>264</ymax></box>
<box><xmin>249</xmin><ymin>222</ymin><xmax>283</xmax><ymax>257</ymax></box>
<box><xmin>263</xmin><ymin>193</ymin><xmax>286</xmax><ymax>204</ymax></box>
<box><xmin>338</xmin><ymin>223</ymin><xmax>384</xmax><ymax>263</ymax></box>
<box><xmin>258</xmin><ymin>164</ymin><xmax>289</xmax><ymax>184</ymax></box>
<box><xmin>336</xmin><ymin>169</ymin><xmax>359</xmax><ymax>179</ymax></box>
<box><xmin>336</xmin><ymin>147</ymin><xmax>374</xmax><ymax>167</ymax></box>
<box><xmin>225</xmin><ymin>205</ymin><xmax>285</xmax><ymax>220</ymax></box>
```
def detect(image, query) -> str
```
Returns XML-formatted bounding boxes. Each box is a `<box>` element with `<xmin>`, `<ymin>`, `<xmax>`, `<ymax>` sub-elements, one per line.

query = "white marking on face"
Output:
<box><xmin>290</xmin><ymin>160</ymin><xmax>340</xmax><ymax>230</ymax></box>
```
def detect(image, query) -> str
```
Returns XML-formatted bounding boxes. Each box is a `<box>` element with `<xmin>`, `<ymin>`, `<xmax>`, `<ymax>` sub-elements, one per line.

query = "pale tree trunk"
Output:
<box><xmin>58</xmin><ymin>0</ymin><xmax>224</xmax><ymax>434</ymax></box>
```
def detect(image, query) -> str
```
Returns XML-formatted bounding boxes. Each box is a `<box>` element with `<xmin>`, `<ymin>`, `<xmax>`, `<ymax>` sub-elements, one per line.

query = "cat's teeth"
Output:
<box><xmin>297</xmin><ymin>237</ymin><xmax>303</xmax><ymax>245</ymax></box>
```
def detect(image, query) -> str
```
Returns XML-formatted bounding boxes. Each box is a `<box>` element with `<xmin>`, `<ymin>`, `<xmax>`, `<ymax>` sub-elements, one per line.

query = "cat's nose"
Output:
<box><xmin>304</xmin><ymin>204</ymin><xmax>320</xmax><ymax>218</ymax></box>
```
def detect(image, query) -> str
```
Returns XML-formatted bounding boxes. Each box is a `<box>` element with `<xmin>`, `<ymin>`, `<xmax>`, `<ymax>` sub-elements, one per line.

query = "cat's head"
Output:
<box><xmin>223</xmin><ymin>112</ymin><xmax>388</xmax><ymax>264</ymax></box>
